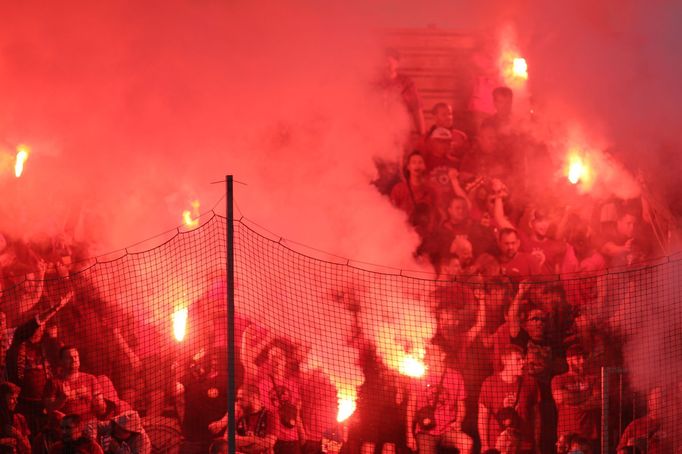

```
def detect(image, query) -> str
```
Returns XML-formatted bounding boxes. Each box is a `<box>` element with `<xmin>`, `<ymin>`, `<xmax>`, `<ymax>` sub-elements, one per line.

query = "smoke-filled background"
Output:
<box><xmin>1</xmin><ymin>0</ymin><xmax>682</xmax><ymax>431</ymax></box>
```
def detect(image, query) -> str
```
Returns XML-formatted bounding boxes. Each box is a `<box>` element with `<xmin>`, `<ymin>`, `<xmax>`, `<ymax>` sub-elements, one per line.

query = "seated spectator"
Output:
<box><xmin>496</xmin><ymin>229</ymin><xmax>541</xmax><ymax>281</ymax></box>
<box><xmin>32</xmin><ymin>411</ymin><xmax>65</xmax><ymax>454</ymax></box>
<box><xmin>43</xmin><ymin>346</ymin><xmax>106</xmax><ymax>423</ymax></box>
<box><xmin>234</xmin><ymin>384</ymin><xmax>277</xmax><ymax>454</ymax></box>
<box><xmin>96</xmin><ymin>410</ymin><xmax>151</xmax><ymax>454</ymax></box>
<box><xmin>478</xmin><ymin>345</ymin><xmax>541</xmax><ymax>454</ymax></box>
<box><xmin>519</xmin><ymin>209</ymin><xmax>567</xmax><ymax>275</ymax></box>
<box><xmin>0</xmin><ymin>382</ymin><xmax>31</xmax><ymax>454</ymax></box>
<box><xmin>49</xmin><ymin>414</ymin><xmax>103</xmax><ymax>454</ymax></box>
<box><xmin>551</xmin><ymin>345</ymin><xmax>600</xmax><ymax>450</ymax></box>
<box><xmin>95</xmin><ymin>376</ymin><xmax>132</xmax><ymax>421</ymax></box>
<box><xmin>407</xmin><ymin>343</ymin><xmax>472</xmax><ymax>454</ymax></box>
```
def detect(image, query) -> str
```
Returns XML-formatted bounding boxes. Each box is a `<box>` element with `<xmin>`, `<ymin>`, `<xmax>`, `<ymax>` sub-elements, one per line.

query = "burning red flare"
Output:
<box><xmin>172</xmin><ymin>307</ymin><xmax>188</xmax><ymax>342</ymax></box>
<box><xmin>15</xmin><ymin>145</ymin><xmax>29</xmax><ymax>178</ymax></box>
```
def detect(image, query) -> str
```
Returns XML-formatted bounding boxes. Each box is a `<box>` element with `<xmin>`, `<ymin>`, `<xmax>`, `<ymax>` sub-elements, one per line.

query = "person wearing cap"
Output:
<box><xmin>551</xmin><ymin>345</ymin><xmax>600</xmax><ymax>452</ymax></box>
<box><xmin>96</xmin><ymin>410</ymin><xmax>151</xmax><ymax>454</ymax></box>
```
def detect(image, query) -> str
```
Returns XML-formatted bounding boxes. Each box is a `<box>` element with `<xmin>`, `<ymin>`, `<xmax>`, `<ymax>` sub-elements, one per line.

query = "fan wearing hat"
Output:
<box><xmin>97</xmin><ymin>410</ymin><xmax>151</xmax><ymax>454</ymax></box>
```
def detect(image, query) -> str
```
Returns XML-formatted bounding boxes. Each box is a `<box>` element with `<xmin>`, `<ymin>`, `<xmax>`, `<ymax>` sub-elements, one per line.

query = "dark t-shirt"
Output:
<box><xmin>237</xmin><ymin>408</ymin><xmax>276</xmax><ymax>438</ymax></box>
<box><xmin>499</xmin><ymin>252</ymin><xmax>541</xmax><ymax>281</ymax></box>
<box><xmin>182</xmin><ymin>373</ymin><xmax>228</xmax><ymax>441</ymax></box>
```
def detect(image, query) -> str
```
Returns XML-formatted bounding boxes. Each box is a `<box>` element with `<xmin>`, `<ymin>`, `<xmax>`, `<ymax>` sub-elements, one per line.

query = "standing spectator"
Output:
<box><xmin>496</xmin><ymin>229</ymin><xmax>541</xmax><ymax>281</ymax></box>
<box><xmin>177</xmin><ymin>351</ymin><xmax>227</xmax><ymax>454</ymax></box>
<box><xmin>378</xmin><ymin>48</ymin><xmax>425</xmax><ymax>136</ymax></box>
<box><xmin>43</xmin><ymin>346</ymin><xmax>106</xmax><ymax>423</ymax></box>
<box><xmin>7</xmin><ymin>292</ymin><xmax>73</xmax><ymax>434</ymax></box>
<box><xmin>551</xmin><ymin>345</ymin><xmax>600</xmax><ymax>451</ymax></box>
<box><xmin>478</xmin><ymin>345</ymin><xmax>541</xmax><ymax>454</ymax></box>
<box><xmin>482</xmin><ymin>87</ymin><xmax>514</xmax><ymax>138</ymax></box>
<box><xmin>599</xmin><ymin>208</ymin><xmax>646</xmax><ymax>268</ymax></box>
<box><xmin>234</xmin><ymin>384</ymin><xmax>277</xmax><ymax>454</ymax></box>
<box><xmin>390</xmin><ymin>151</ymin><xmax>438</xmax><ymax>224</ymax></box>
<box><xmin>407</xmin><ymin>343</ymin><xmax>472</xmax><ymax>454</ymax></box>
<box><xmin>49</xmin><ymin>414</ymin><xmax>103</xmax><ymax>454</ymax></box>
<box><xmin>519</xmin><ymin>209</ymin><xmax>567</xmax><ymax>275</ymax></box>
<box><xmin>259</xmin><ymin>346</ymin><xmax>304</xmax><ymax>454</ymax></box>
<box><xmin>0</xmin><ymin>382</ymin><xmax>31</xmax><ymax>454</ymax></box>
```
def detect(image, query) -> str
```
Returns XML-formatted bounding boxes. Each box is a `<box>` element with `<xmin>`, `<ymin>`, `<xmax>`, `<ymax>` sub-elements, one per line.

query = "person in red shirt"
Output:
<box><xmin>406</xmin><ymin>343</ymin><xmax>472</xmax><ymax>454</ymax></box>
<box><xmin>617</xmin><ymin>387</ymin><xmax>672</xmax><ymax>454</ymax></box>
<box><xmin>520</xmin><ymin>209</ymin><xmax>567</xmax><ymax>275</ymax></box>
<box><xmin>390</xmin><ymin>151</ymin><xmax>438</xmax><ymax>221</ymax></box>
<box><xmin>497</xmin><ymin>229</ymin><xmax>541</xmax><ymax>281</ymax></box>
<box><xmin>478</xmin><ymin>345</ymin><xmax>541</xmax><ymax>454</ymax></box>
<box><xmin>551</xmin><ymin>345</ymin><xmax>600</xmax><ymax>450</ymax></box>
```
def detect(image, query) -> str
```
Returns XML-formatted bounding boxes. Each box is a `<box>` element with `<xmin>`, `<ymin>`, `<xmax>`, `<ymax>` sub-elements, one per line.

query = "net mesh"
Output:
<box><xmin>1</xmin><ymin>212</ymin><xmax>681</xmax><ymax>454</ymax></box>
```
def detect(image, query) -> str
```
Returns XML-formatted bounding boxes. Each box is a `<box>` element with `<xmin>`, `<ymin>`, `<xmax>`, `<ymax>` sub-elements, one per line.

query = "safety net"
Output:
<box><xmin>0</xmin><ymin>212</ymin><xmax>681</xmax><ymax>454</ymax></box>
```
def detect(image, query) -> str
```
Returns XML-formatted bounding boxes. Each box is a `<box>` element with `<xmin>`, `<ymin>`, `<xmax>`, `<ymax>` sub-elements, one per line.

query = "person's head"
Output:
<box><xmin>447</xmin><ymin>197</ymin><xmax>468</xmax><ymax>224</ymax></box>
<box><xmin>492</xmin><ymin>86</ymin><xmax>513</xmax><ymax>117</ymax></box>
<box><xmin>476</xmin><ymin>123</ymin><xmax>498</xmax><ymax>154</ymax></box>
<box><xmin>568</xmin><ymin>435</ymin><xmax>592</xmax><ymax>454</ymax></box>
<box><xmin>556</xmin><ymin>433</ymin><xmax>575</xmax><ymax>454</ymax></box>
<box><xmin>385</xmin><ymin>48</ymin><xmax>400</xmax><ymax>78</ymax></box>
<box><xmin>237</xmin><ymin>384</ymin><xmax>262</xmax><ymax>413</ymax></box>
<box><xmin>529</xmin><ymin>209</ymin><xmax>551</xmax><ymax>239</ymax></box>
<box><xmin>59</xmin><ymin>346</ymin><xmax>80</xmax><ymax>374</ymax></box>
<box><xmin>616</xmin><ymin>210</ymin><xmax>637</xmax><ymax>239</ymax></box>
<box><xmin>61</xmin><ymin>414</ymin><xmax>83</xmax><ymax>441</ymax></box>
<box><xmin>450</xmin><ymin>237</ymin><xmax>473</xmax><ymax>267</ymax></box>
<box><xmin>209</xmin><ymin>439</ymin><xmax>228</xmax><ymax>454</ymax></box>
<box><xmin>0</xmin><ymin>382</ymin><xmax>20</xmax><ymax>412</ymax></box>
<box><xmin>498</xmin><ymin>228</ymin><xmax>520</xmax><ymax>260</ymax></box>
<box><xmin>522</xmin><ymin>305</ymin><xmax>547</xmax><ymax>342</ymax></box>
<box><xmin>403</xmin><ymin>151</ymin><xmax>426</xmax><ymax>182</ymax></box>
<box><xmin>566</xmin><ymin>345</ymin><xmax>586</xmax><ymax>374</ymax></box>
<box><xmin>112</xmin><ymin>411</ymin><xmax>143</xmax><ymax>441</ymax></box>
<box><xmin>500</xmin><ymin>345</ymin><xmax>525</xmax><ymax>377</ymax></box>
<box><xmin>485</xmin><ymin>277</ymin><xmax>513</xmax><ymax>308</ymax></box>
<box><xmin>431</xmin><ymin>103</ymin><xmax>453</xmax><ymax>129</ymax></box>
<box><xmin>438</xmin><ymin>256</ymin><xmax>462</xmax><ymax>278</ymax></box>
<box><xmin>268</xmin><ymin>345</ymin><xmax>287</xmax><ymax>378</ymax></box>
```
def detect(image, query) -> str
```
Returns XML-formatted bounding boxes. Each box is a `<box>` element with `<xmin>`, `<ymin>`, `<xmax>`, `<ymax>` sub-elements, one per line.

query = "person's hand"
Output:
<box><xmin>57</xmin><ymin>290</ymin><xmax>75</xmax><ymax>310</ymax></box>
<box><xmin>531</xmin><ymin>248</ymin><xmax>546</xmax><ymax>267</ymax></box>
<box><xmin>37</xmin><ymin>259</ymin><xmax>48</xmax><ymax>277</ymax></box>
<box><xmin>407</xmin><ymin>433</ymin><xmax>417</xmax><ymax>452</ymax></box>
<box><xmin>447</xmin><ymin>167</ymin><xmax>459</xmax><ymax>181</ymax></box>
<box><xmin>518</xmin><ymin>280</ymin><xmax>532</xmax><ymax>298</ymax></box>
<box><xmin>208</xmin><ymin>419</ymin><xmax>226</xmax><ymax>435</ymax></box>
<box><xmin>624</xmin><ymin>238</ymin><xmax>634</xmax><ymax>252</ymax></box>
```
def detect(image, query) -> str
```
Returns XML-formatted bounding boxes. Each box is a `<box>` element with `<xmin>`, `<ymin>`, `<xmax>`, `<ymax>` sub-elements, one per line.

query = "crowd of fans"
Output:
<box><xmin>0</xmin><ymin>47</ymin><xmax>676</xmax><ymax>454</ymax></box>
